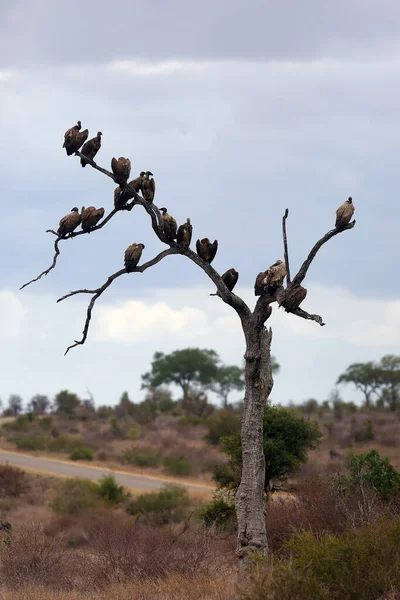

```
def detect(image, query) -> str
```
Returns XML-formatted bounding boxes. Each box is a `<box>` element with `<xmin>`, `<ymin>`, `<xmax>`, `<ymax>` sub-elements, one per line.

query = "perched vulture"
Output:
<box><xmin>160</xmin><ymin>207</ymin><xmax>177</xmax><ymax>241</ymax></box>
<box><xmin>124</xmin><ymin>243</ymin><xmax>145</xmax><ymax>272</ymax></box>
<box><xmin>335</xmin><ymin>197</ymin><xmax>355</xmax><ymax>229</ymax></box>
<box><xmin>63</xmin><ymin>121</ymin><xmax>88</xmax><ymax>155</ymax></box>
<box><xmin>142</xmin><ymin>171</ymin><xmax>155</xmax><ymax>202</ymax></box>
<box><xmin>128</xmin><ymin>172</ymin><xmax>145</xmax><ymax>193</ymax></box>
<box><xmin>80</xmin><ymin>206</ymin><xmax>105</xmax><ymax>232</ymax></box>
<box><xmin>196</xmin><ymin>238</ymin><xmax>218</xmax><ymax>264</ymax></box>
<box><xmin>80</xmin><ymin>132</ymin><xmax>102</xmax><ymax>167</ymax></box>
<box><xmin>254</xmin><ymin>259</ymin><xmax>287</xmax><ymax>295</ymax></box>
<box><xmin>222</xmin><ymin>268</ymin><xmax>239</xmax><ymax>292</ymax></box>
<box><xmin>57</xmin><ymin>207</ymin><xmax>81</xmax><ymax>237</ymax></box>
<box><xmin>111</xmin><ymin>157</ymin><xmax>131</xmax><ymax>186</ymax></box>
<box><xmin>280</xmin><ymin>284</ymin><xmax>307</xmax><ymax>312</ymax></box>
<box><xmin>177</xmin><ymin>218</ymin><xmax>192</xmax><ymax>248</ymax></box>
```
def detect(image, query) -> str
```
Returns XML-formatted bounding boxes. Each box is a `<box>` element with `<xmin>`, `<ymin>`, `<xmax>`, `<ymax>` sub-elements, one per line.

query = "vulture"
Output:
<box><xmin>128</xmin><ymin>172</ymin><xmax>145</xmax><ymax>194</ymax></box>
<box><xmin>63</xmin><ymin>121</ymin><xmax>89</xmax><ymax>155</ymax></box>
<box><xmin>111</xmin><ymin>157</ymin><xmax>131</xmax><ymax>186</ymax></box>
<box><xmin>177</xmin><ymin>218</ymin><xmax>192</xmax><ymax>248</ymax></box>
<box><xmin>160</xmin><ymin>207</ymin><xmax>177</xmax><ymax>241</ymax></box>
<box><xmin>80</xmin><ymin>132</ymin><xmax>102</xmax><ymax>167</ymax></box>
<box><xmin>114</xmin><ymin>172</ymin><xmax>145</xmax><ymax>209</ymax></box>
<box><xmin>124</xmin><ymin>243</ymin><xmax>145</xmax><ymax>272</ymax></box>
<box><xmin>142</xmin><ymin>171</ymin><xmax>155</xmax><ymax>202</ymax></box>
<box><xmin>210</xmin><ymin>268</ymin><xmax>239</xmax><ymax>296</ymax></box>
<box><xmin>254</xmin><ymin>259</ymin><xmax>287</xmax><ymax>295</ymax></box>
<box><xmin>80</xmin><ymin>206</ymin><xmax>105</xmax><ymax>232</ymax></box>
<box><xmin>280</xmin><ymin>284</ymin><xmax>307</xmax><ymax>312</ymax></box>
<box><xmin>196</xmin><ymin>238</ymin><xmax>218</xmax><ymax>264</ymax></box>
<box><xmin>57</xmin><ymin>207</ymin><xmax>81</xmax><ymax>237</ymax></box>
<box><xmin>335</xmin><ymin>197</ymin><xmax>355</xmax><ymax>229</ymax></box>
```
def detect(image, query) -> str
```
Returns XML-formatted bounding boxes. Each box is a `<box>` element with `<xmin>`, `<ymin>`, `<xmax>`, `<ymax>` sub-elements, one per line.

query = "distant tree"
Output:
<box><xmin>376</xmin><ymin>355</ymin><xmax>400</xmax><ymax>412</ymax></box>
<box><xmin>5</xmin><ymin>395</ymin><xmax>23</xmax><ymax>417</ymax></box>
<box><xmin>301</xmin><ymin>398</ymin><xmax>319</xmax><ymax>418</ymax></box>
<box><xmin>208</xmin><ymin>365</ymin><xmax>245</xmax><ymax>408</ymax></box>
<box><xmin>144</xmin><ymin>386</ymin><xmax>176</xmax><ymax>414</ymax></box>
<box><xmin>181</xmin><ymin>385</ymin><xmax>214</xmax><ymax>418</ymax></box>
<box><xmin>337</xmin><ymin>362</ymin><xmax>380</xmax><ymax>407</ymax></box>
<box><xmin>214</xmin><ymin>406</ymin><xmax>321</xmax><ymax>493</ymax></box>
<box><xmin>141</xmin><ymin>348</ymin><xmax>220</xmax><ymax>402</ymax></box>
<box><xmin>328</xmin><ymin>388</ymin><xmax>344</xmax><ymax>420</ymax></box>
<box><xmin>53</xmin><ymin>390</ymin><xmax>80</xmax><ymax>416</ymax></box>
<box><xmin>27</xmin><ymin>394</ymin><xmax>50</xmax><ymax>415</ymax></box>
<box><xmin>114</xmin><ymin>391</ymin><xmax>135</xmax><ymax>419</ymax></box>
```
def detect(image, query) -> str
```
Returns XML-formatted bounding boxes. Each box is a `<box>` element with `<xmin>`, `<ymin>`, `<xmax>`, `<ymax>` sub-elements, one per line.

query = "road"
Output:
<box><xmin>0</xmin><ymin>450</ymin><xmax>213</xmax><ymax>494</ymax></box>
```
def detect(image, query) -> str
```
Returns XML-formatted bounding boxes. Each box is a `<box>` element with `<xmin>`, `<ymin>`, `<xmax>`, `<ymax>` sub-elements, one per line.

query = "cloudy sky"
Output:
<box><xmin>1</xmin><ymin>1</ymin><xmax>399</xmax><ymax>409</ymax></box>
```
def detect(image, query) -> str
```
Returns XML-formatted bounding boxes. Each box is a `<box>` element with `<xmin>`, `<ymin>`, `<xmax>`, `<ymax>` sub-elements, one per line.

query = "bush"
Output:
<box><xmin>215</xmin><ymin>405</ymin><xmax>321</xmax><ymax>492</ymax></box>
<box><xmin>200</xmin><ymin>490</ymin><xmax>236</xmax><ymax>532</ymax></box>
<box><xmin>12</xmin><ymin>434</ymin><xmax>47</xmax><ymax>451</ymax></box>
<box><xmin>204</xmin><ymin>409</ymin><xmax>241</xmax><ymax>445</ymax></box>
<box><xmin>39</xmin><ymin>416</ymin><xmax>53</xmax><ymax>429</ymax></box>
<box><xmin>48</xmin><ymin>434</ymin><xmax>82</xmax><ymax>453</ymax></box>
<box><xmin>97</xmin><ymin>474</ymin><xmax>127</xmax><ymax>505</ymax></box>
<box><xmin>242</xmin><ymin>520</ymin><xmax>400</xmax><ymax>600</ymax></box>
<box><xmin>51</xmin><ymin>478</ymin><xmax>103</xmax><ymax>514</ymax></box>
<box><xmin>163</xmin><ymin>454</ymin><xmax>192</xmax><ymax>476</ymax></box>
<box><xmin>127</xmin><ymin>424</ymin><xmax>141</xmax><ymax>439</ymax></box>
<box><xmin>126</xmin><ymin>484</ymin><xmax>191</xmax><ymax>525</ymax></box>
<box><xmin>0</xmin><ymin>464</ymin><xmax>28</xmax><ymax>497</ymax></box>
<box><xmin>69</xmin><ymin>446</ymin><xmax>95</xmax><ymax>461</ymax></box>
<box><xmin>121</xmin><ymin>448</ymin><xmax>160</xmax><ymax>468</ymax></box>
<box><xmin>3</xmin><ymin>415</ymin><xmax>31</xmax><ymax>432</ymax></box>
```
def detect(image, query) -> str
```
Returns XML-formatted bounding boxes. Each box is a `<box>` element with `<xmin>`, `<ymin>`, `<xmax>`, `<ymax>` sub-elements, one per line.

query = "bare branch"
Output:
<box><xmin>291</xmin><ymin>306</ymin><xmax>325</xmax><ymax>326</ymax></box>
<box><xmin>60</xmin><ymin>249</ymin><xmax>180</xmax><ymax>354</ymax></box>
<box><xmin>292</xmin><ymin>220</ymin><xmax>356</xmax><ymax>287</ymax></box>
<box><xmin>19</xmin><ymin>238</ymin><xmax>61</xmax><ymax>290</ymax></box>
<box><xmin>74</xmin><ymin>151</ymin><xmax>117</xmax><ymax>182</ymax></box>
<box><xmin>282</xmin><ymin>208</ymin><xmax>291</xmax><ymax>284</ymax></box>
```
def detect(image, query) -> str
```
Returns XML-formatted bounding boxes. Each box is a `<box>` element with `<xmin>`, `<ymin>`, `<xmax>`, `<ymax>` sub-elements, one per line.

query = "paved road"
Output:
<box><xmin>0</xmin><ymin>450</ymin><xmax>213</xmax><ymax>493</ymax></box>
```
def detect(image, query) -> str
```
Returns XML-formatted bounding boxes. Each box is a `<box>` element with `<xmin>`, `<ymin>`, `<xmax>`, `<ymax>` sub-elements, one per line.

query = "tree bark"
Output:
<box><xmin>236</xmin><ymin>325</ymin><xmax>274</xmax><ymax>581</ymax></box>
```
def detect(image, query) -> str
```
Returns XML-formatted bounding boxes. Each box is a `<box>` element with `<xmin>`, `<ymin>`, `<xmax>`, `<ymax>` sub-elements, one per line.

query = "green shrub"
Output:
<box><xmin>121</xmin><ymin>448</ymin><xmax>160</xmax><ymax>468</ymax></box>
<box><xmin>5</xmin><ymin>415</ymin><xmax>31</xmax><ymax>432</ymax></box>
<box><xmin>204</xmin><ymin>409</ymin><xmax>241</xmax><ymax>445</ymax></box>
<box><xmin>163</xmin><ymin>455</ymin><xmax>192</xmax><ymax>477</ymax></box>
<box><xmin>69</xmin><ymin>446</ymin><xmax>95</xmax><ymax>461</ymax></box>
<box><xmin>127</xmin><ymin>424</ymin><xmax>141</xmax><ymax>440</ymax></box>
<box><xmin>69</xmin><ymin>427</ymin><xmax>80</xmax><ymax>435</ymax></box>
<box><xmin>39</xmin><ymin>416</ymin><xmax>53</xmax><ymax>429</ymax></box>
<box><xmin>51</xmin><ymin>478</ymin><xmax>103</xmax><ymax>514</ymax></box>
<box><xmin>126</xmin><ymin>484</ymin><xmax>191</xmax><ymax>524</ymax></box>
<box><xmin>200</xmin><ymin>490</ymin><xmax>236</xmax><ymax>531</ymax></box>
<box><xmin>242</xmin><ymin>520</ymin><xmax>400</xmax><ymax>600</ymax></box>
<box><xmin>13</xmin><ymin>434</ymin><xmax>47</xmax><ymax>451</ymax></box>
<box><xmin>48</xmin><ymin>434</ymin><xmax>82</xmax><ymax>453</ymax></box>
<box><xmin>97</xmin><ymin>474</ymin><xmax>127</xmax><ymax>505</ymax></box>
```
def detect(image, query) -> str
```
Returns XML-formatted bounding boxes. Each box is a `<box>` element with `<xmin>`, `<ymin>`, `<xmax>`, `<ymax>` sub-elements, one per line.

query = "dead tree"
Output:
<box><xmin>21</xmin><ymin>131</ymin><xmax>356</xmax><ymax>577</ymax></box>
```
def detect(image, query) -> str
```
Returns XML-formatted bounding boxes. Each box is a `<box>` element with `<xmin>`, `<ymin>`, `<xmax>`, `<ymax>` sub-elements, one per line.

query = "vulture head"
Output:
<box><xmin>140</xmin><ymin>171</ymin><xmax>145</xmax><ymax>177</ymax></box>
<box><xmin>347</xmin><ymin>197</ymin><xmax>353</xmax><ymax>204</ymax></box>
<box><xmin>144</xmin><ymin>171</ymin><xmax>153</xmax><ymax>179</ymax></box>
<box><xmin>77</xmin><ymin>120</ymin><xmax>82</xmax><ymax>129</ymax></box>
<box><xmin>138</xmin><ymin>243</ymin><xmax>145</xmax><ymax>250</ymax></box>
<box><xmin>71</xmin><ymin>207</ymin><xmax>79</xmax><ymax>213</ymax></box>
<box><xmin>97</xmin><ymin>131</ymin><xmax>103</xmax><ymax>138</ymax></box>
<box><xmin>160</xmin><ymin>207</ymin><xmax>168</xmax><ymax>214</ymax></box>
<box><xmin>186</xmin><ymin>218</ymin><xmax>191</xmax><ymax>224</ymax></box>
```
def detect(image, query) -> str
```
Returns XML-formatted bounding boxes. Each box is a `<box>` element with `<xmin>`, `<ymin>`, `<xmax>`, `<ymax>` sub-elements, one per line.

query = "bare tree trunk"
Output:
<box><xmin>236</xmin><ymin>326</ymin><xmax>274</xmax><ymax>581</ymax></box>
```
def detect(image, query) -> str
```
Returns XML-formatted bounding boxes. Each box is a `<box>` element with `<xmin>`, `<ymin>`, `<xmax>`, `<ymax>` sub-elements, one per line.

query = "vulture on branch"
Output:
<box><xmin>254</xmin><ymin>259</ymin><xmax>287</xmax><ymax>295</ymax></box>
<box><xmin>124</xmin><ymin>243</ymin><xmax>145</xmax><ymax>272</ymax></box>
<box><xmin>177</xmin><ymin>218</ymin><xmax>192</xmax><ymax>248</ymax></box>
<box><xmin>196</xmin><ymin>238</ymin><xmax>218</xmax><ymax>264</ymax></box>
<box><xmin>279</xmin><ymin>284</ymin><xmax>307</xmax><ymax>312</ymax></box>
<box><xmin>128</xmin><ymin>172</ymin><xmax>145</xmax><ymax>193</ymax></box>
<box><xmin>160</xmin><ymin>207</ymin><xmax>177</xmax><ymax>241</ymax></box>
<box><xmin>210</xmin><ymin>268</ymin><xmax>239</xmax><ymax>296</ymax></box>
<box><xmin>335</xmin><ymin>197</ymin><xmax>355</xmax><ymax>230</ymax></box>
<box><xmin>111</xmin><ymin>157</ymin><xmax>131</xmax><ymax>186</ymax></box>
<box><xmin>57</xmin><ymin>207</ymin><xmax>81</xmax><ymax>237</ymax></box>
<box><xmin>63</xmin><ymin>121</ymin><xmax>89</xmax><ymax>155</ymax></box>
<box><xmin>80</xmin><ymin>206</ymin><xmax>105</xmax><ymax>232</ymax></box>
<box><xmin>80</xmin><ymin>132</ymin><xmax>102</xmax><ymax>167</ymax></box>
<box><xmin>142</xmin><ymin>171</ymin><xmax>155</xmax><ymax>202</ymax></box>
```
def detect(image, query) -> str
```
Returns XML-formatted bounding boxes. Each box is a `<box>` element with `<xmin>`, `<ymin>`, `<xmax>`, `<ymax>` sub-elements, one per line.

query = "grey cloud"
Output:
<box><xmin>2</xmin><ymin>0</ymin><xmax>400</xmax><ymax>68</ymax></box>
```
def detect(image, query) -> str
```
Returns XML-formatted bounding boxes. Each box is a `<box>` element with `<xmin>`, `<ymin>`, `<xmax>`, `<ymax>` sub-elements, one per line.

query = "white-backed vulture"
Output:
<box><xmin>222</xmin><ymin>268</ymin><xmax>239</xmax><ymax>292</ymax></box>
<box><xmin>196</xmin><ymin>238</ymin><xmax>218</xmax><ymax>263</ymax></box>
<box><xmin>63</xmin><ymin>121</ymin><xmax>88</xmax><ymax>156</ymax></box>
<box><xmin>142</xmin><ymin>171</ymin><xmax>155</xmax><ymax>202</ymax></box>
<box><xmin>111</xmin><ymin>157</ymin><xmax>131</xmax><ymax>186</ymax></box>
<box><xmin>63</xmin><ymin>121</ymin><xmax>81</xmax><ymax>151</ymax></box>
<box><xmin>335</xmin><ymin>197</ymin><xmax>355</xmax><ymax>229</ymax></box>
<box><xmin>57</xmin><ymin>207</ymin><xmax>81</xmax><ymax>237</ymax></box>
<box><xmin>124</xmin><ymin>243</ymin><xmax>145</xmax><ymax>272</ymax></box>
<box><xmin>80</xmin><ymin>206</ymin><xmax>105</xmax><ymax>232</ymax></box>
<box><xmin>280</xmin><ymin>284</ymin><xmax>307</xmax><ymax>312</ymax></box>
<box><xmin>80</xmin><ymin>132</ymin><xmax>102</xmax><ymax>167</ymax></box>
<box><xmin>128</xmin><ymin>171</ymin><xmax>145</xmax><ymax>193</ymax></box>
<box><xmin>177</xmin><ymin>218</ymin><xmax>192</xmax><ymax>248</ymax></box>
<box><xmin>160</xmin><ymin>207</ymin><xmax>177</xmax><ymax>241</ymax></box>
<box><xmin>254</xmin><ymin>259</ymin><xmax>287</xmax><ymax>295</ymax></box>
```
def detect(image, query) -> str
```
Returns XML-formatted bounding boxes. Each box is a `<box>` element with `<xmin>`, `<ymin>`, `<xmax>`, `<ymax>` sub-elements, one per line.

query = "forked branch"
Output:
<box><xmin>282</xmin><ymin>209</ymin><xmax>291</xmax><ymax>284</ymax></box>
